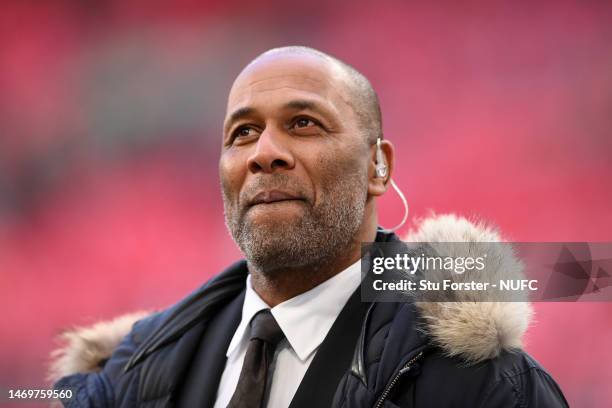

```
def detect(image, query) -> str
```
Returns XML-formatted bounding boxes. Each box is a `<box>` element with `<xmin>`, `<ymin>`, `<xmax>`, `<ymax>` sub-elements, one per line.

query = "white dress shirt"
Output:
<box><xmin>213</xmin><ymin>259</ymin><xmax>362</xmax><ymax>408</ymax></box>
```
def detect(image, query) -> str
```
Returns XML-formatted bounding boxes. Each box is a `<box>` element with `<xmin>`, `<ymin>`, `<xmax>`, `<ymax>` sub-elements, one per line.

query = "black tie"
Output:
<box><xmin>227</xmin><ymin>309</ymin><xmax>285</xmax><ymax>408</ymax></box>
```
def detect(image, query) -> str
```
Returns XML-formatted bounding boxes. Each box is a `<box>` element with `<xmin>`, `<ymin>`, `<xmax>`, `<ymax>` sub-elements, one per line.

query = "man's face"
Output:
<box><xmin>220</xmin><ymin>54</ymin><xmax>371</xmax><ymax>273</ymax></box>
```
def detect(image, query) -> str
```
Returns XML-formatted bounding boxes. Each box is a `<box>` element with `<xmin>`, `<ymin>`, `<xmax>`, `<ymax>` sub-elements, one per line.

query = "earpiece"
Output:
<box><xmin>374</xmin><ymin>137</ymin><xmax>410</xmax><ymax>232</ymax></box>
<box><xmin>375</xmin><ymin>137</ymin><xmax>388</xmax><ymax>179</ymax></box>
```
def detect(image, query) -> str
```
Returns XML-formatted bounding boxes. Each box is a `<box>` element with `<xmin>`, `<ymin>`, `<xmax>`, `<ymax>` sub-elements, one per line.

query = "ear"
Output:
<box><xmin>368</xmin><ymin>138</ymin><xmax>395</xmax><ymax>197</ymax></box>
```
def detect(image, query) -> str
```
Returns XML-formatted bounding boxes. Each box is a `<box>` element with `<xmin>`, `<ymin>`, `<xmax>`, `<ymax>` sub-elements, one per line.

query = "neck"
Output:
<box><xmin>249</xmin><ymin>219</ymin><xmax>378</xmax><ymax>307</ymax></box>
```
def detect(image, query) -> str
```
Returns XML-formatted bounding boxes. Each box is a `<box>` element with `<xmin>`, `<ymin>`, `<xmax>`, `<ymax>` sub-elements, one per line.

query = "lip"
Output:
<box><xmin>248</xmin><ymin>190</ymin><xmax>304</xmax><ymax>207</ymax></box>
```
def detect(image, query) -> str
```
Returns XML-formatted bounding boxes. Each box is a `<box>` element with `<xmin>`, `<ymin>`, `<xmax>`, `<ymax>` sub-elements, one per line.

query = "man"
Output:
<box><xmin>50</xmin><ymin>46</ymin><xmax>568</xmax><ymax>407</ymax></box>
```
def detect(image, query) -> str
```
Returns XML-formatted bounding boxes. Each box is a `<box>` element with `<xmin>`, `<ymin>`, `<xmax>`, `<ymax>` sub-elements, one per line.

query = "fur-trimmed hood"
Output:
<box><xmin>48</xmin><ymin>311</ymin><xmax>151</xmax><ymax>383</ymax></box>
<box><xmin>48</xmin><ymin>214</ymin><xmax>532</xmax><ymax>383</ymax></box>
<box><xmin>405</xmin><ymin>214</ymin><xmax>532</xmax><ymax>364</ymax></box>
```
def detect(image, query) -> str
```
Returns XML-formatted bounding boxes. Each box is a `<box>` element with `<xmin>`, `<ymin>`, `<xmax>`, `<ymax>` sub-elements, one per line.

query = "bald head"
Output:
<box><xmin>239</xmin><ymin>46</ymin><xmax>383</xmax><ymax>144</ymax></box>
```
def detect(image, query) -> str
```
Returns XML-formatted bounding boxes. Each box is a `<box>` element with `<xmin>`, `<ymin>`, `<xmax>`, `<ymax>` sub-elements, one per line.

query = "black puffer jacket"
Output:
<box><xmin>51</xmin><ymin>215</ymin><xmax>569</xmax><ymax>407</ymax></box>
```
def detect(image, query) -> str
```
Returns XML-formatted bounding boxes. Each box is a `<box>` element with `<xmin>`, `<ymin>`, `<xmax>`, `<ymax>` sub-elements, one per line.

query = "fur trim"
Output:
<box><xmin>47</xmin><ymin>311</ymin><xmax>150</xmax><ymax>383</ymax></box>
<box><xmin>47</xmin><ymin>214</ymin><xmax>532</xmax><ymax>380</ymax></box>
<box><xmin>403</xmin><ymin>214</ymin><xmax>533</xmax><ymax>364</ymax></box>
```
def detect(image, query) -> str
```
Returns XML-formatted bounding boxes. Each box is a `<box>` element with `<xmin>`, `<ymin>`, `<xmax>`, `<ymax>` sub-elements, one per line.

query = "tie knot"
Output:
<box><xmin>249</xmin><ymin>309</ymin><xmax>284</xmax><ymax>345</ymax></box>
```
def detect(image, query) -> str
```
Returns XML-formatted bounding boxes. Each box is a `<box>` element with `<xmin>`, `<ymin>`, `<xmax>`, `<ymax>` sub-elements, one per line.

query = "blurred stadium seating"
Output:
<box><xmin>1</xmin><ymin>1</ymin><xmax>611</xmax><ymax>406</ymax></box>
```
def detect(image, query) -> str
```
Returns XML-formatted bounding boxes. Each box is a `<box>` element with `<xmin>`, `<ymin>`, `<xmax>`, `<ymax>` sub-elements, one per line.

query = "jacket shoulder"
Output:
<box><xmin>476</xmin><ymin>352</ymin><xmax>569</xmax><ymax>408</ymax></box>
<box><xmin>49</xmin><ymin>260</ymin><xmax>248</xmax><ymax>381</ymax></box>
<box><xmin>352</xmin><ymin>215</ymin><xmax>568</xmax><ymax>408</ymax></box>
<box><xmin>48</xmin><ymin>260</ymin><xmax>249</xmax><ymax>406</ymax></box>
<box><xmin>48</xmin><ymin>311</ymin><xmax>155</xmax><ymax>383</ymax></box>
<box><xmin>399</xmin><ymin>349</ymin><xmax>569</xmax><ymax>408</ymax></box>
<box><xmin>50</xmin><ymin>311</ymin><xmax>162</xmax><ymax>407</ymax></box>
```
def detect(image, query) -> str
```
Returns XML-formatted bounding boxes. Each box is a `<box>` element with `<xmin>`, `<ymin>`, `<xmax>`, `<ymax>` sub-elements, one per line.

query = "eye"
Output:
<box><xmin>292</xmin><ymin>117</ymin><xmax>318</xmax><ymax>129</ymax></box>
<box><xmin>228</xmin><ymin>125</ymin><xmax>259</xmax><ymax>145</ymax></box>
<box><xmin>235</xmin><ymin>126</ymin><xmax>255</xmax><ymax>137</ymax></box>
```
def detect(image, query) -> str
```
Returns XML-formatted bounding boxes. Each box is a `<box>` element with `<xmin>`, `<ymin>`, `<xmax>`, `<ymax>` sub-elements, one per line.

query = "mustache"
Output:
<box><xmin>240</xmin><ymin>174</ymin><xmax>311</xmax><ymax>208</ymax></box>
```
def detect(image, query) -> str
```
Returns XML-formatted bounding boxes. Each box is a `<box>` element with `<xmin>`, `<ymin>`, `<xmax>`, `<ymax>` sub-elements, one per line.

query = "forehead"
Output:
<box><xmin>226</xmin><ymin>54</ymin><xmax>352</xmax><ymax>113</ymax></box>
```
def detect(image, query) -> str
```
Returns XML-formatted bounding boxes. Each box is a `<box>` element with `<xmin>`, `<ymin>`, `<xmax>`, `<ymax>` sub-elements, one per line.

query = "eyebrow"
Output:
<box><xmin>223</xmin><ymin>99</ymin><xmax>333</xmax><ymax>135</ymax></box>
<box><xmin>224</xmin><ymin>107</ymin><xmax>255</xmax><ymax>134</ymax></box>
<box><xmin>284</xmin><ymin>99</ymin><xmax>318</xmax><ymax>111</ymax></box>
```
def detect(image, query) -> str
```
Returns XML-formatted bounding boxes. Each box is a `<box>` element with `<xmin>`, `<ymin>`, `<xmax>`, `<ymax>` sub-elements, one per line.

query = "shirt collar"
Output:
<box><xmin>226</xmin><ymin>277</ymin><xmax>269</xmax><ymax>359</ymax></box>
<box><xmin>226</xmin><ymin>259</ymin><xmax>362</xmax><ymax>362</ymax></box>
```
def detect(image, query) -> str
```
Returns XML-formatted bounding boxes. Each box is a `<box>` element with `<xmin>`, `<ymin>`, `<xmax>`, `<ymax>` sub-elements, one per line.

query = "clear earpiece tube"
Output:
<box><xmin>381</xmin><ymin>178</ymin><xmax>409</xmax><ymax>232</ymax></box>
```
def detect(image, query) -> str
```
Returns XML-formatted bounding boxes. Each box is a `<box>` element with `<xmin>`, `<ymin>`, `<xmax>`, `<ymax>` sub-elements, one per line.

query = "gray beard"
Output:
<box><xmin>222</xmin><ymin>172</ymin><xmax>367</xmax><ymax>277</ymax></box>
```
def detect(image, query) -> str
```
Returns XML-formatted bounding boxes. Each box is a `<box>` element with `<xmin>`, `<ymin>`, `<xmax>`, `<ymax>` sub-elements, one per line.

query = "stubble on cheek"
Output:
<box><xmin>220</xmin><ymin>172</ymin><xmax>244</xmax><ymax>230</ymax></box>
<box><xmin>221</xmin><ymin>147</ymin><xmax>369</xmax><ymax>275</ymax></box>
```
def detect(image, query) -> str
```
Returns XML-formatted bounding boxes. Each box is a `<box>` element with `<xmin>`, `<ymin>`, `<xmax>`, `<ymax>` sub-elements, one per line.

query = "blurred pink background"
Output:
<box><xmin>1</xmin><ymin>1</ymin><xmax>611</xmax><ymax>406</ymax></box>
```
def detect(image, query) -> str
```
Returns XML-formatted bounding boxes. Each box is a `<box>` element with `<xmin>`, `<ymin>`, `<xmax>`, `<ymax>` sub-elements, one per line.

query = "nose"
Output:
<box><xmin>246</xmin><ymin>128</ymin><xmax>295</xmax><ymax>174</ymax></box>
